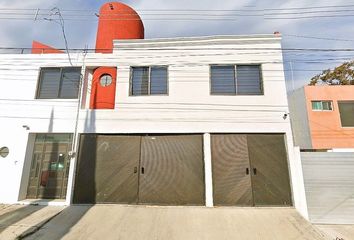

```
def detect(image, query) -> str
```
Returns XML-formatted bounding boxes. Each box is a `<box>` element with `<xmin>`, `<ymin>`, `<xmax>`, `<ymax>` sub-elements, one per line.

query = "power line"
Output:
<box><xmin>43</xmin><ymin>7</ymin><xmax>73</xmax><ymax>66</ymax></box>
<box><xmin>283</xmin><ymin>34</ymin><xmax>354</xmax><ymax>42</ymax></box>
<box><xmin>1</xmin><ymin>47</ymin><xmax>354</xmax><ymax>51</ymax></box>
<box><xmin>3</xmin><ymin>4</ymin><xmax>354</xmax><ymax>12</ymax></box>
<box><xmin>2</xmin><ymin>9</ymin><xmax>354</xmax><ymax>16</ymax></box>
<box><xmin>0</xmin><ymin>15</ymin><xmax>354</xmax><ymax>21</ymax></box>
<box><xmin>265</xmin><ymin>14</ymin><xmax>354</xmax><ymax>20</ymax></box>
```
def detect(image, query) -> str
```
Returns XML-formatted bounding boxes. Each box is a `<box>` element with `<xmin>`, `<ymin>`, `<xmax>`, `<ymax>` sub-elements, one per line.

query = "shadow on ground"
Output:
<box><xmin>23</xmin><ymin>205</ymin><xmax>92</xmax><ymax>240</ymax></box>
<box><xmin>0</xmin><ymin>205</ymin><xmax>46</xmax><ymax>233</ymax></box>
<box><xmin>0</xmin><ymin>203</ymin><xmax>65</xmax><ymax>240</ymax></box>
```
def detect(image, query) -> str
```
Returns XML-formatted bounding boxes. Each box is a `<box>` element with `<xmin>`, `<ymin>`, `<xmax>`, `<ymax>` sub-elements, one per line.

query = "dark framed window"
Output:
<box><xmin>311</xmin><ymin>101</ymin><xmax>333</xmax><ymax>111</ymax></box>
<box><xmin>130</xmin><ymin>66</ymin><xmax>168</xmax><ymax>96</ymax></box>
<box><xmin>210</xmin><ymin>65</ymin><xmax>262</xmax><ymax>95</ymax></box>
<box><xmin>36</xmin><ymin>67</ymin><xmax>81</xmax><ymax>99</ymax></box>
<box><xmin>338</xmin><ymin>101</ymin><xmax>354</xmax><ymax>127</ymax></box>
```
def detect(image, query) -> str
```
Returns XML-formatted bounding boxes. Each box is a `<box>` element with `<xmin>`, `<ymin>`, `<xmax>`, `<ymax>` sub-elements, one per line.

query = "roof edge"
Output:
<box><xmin>113</xmin><ymin>34</ymin><xmax>281</xmax><ymax>48</ymax></box>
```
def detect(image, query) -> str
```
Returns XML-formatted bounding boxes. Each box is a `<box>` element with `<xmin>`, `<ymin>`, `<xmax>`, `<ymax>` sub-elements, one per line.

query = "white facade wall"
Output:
<box><xmin>288</xmin><ymin>87</ymin><xmax>312</xmax><ymax>149</ymax></box>
<box><xmin>301</xmin><ymin>152</ymin><xmax>354</xmax><ymax>224</ymax></box>
<box><xmin>0</xmin><ymin>35</ymin><xmax>308</xmax><ymax>218</ymax></box>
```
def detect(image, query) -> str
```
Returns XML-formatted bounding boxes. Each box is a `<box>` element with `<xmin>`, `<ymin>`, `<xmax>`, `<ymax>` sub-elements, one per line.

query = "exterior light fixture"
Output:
<box><xmin>0</xmin><ymin>147</ymin><xmax>9</xmax><ymax>158</ymax></box>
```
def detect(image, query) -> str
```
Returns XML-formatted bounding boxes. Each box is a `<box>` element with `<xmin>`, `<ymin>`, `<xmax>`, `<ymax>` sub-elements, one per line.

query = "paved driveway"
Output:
<box><xmin>20</xmin><ymin>205</ymin><xmax>329</xmax><ymax>240</ymax></box>
<box><xmin>316</xmin><ymin>224</ymin><xmax>354</xmax><ymax>240</ymax></box>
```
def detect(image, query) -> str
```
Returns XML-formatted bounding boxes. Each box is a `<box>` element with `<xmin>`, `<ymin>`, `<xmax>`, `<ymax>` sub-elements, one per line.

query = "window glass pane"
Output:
<box><xmin>131</xmin><ymin>67</ymin><xmax>149</xmax><ymax>95</ymax></box>
<box><xmin>59</xmin><ymin>68</ymin><xmax>81</xmax><ymax>98</ymax></box>
<box><xmin>150</xmin><ymin>67</ymin><xmax>168</xmax><ymax>94</ymax></box>
<box><xmin>236</xmin><ymin>65</ymin><xmax>262</xmax><ymax>95</ymax></box>
<box><xmin>338</xmin><ymin>101</ymin><xmax>354</xmax><ymax>127</ymax></box>
<box><xmin>37</xmin><ymin>69</ymin><xmax>61</xmax><ymax>98</ymax></box>
<box><xmin>45</xmin><ymin>133</ymin><xmax>72</xmax><ymax>143</ymax></box>
<box><xmin>322</xmin><ymin>101</ymin><xmax>332</xmax><ymax>110</ymax></box>
<box><xmin>210</xmin><ymin>65</ymin><xmax>236</xmax><ymax>94</ymax></box>
<box><xmin>312</xmin><ymin>101</ymin><xmax>322</xmax><ymax>110</ymax></box>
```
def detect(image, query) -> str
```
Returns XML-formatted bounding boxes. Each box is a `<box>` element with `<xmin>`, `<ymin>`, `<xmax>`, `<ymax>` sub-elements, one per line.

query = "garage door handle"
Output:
<box><xmin>253</xmin><ymin>168</ymin><xmax>257</xmax><ymax>175</ymax></box>
<box><xmin>141</xmin><ymin>167</ymin><xmax>145</xmax><ymax>174</ymax></box>
<box><xmin>246</xmin><ymin>168</ymin><xmax>249</xmax><ymax>175</ymax></box>
<box><xmin>134</xmin><ymin>167</ymin><xmax>137</xmax><ymax>173</ymax></box>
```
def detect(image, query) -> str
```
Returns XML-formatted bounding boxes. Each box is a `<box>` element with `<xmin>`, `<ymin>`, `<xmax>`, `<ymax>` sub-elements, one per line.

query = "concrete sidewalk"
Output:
<box><xmin>0</xmin><ymin>204</ymin><xmax>65</xmax><ymax>240</ymax></box>
<box><xmin>23</xmin><ymin>205</ymin><xmax>328</xmax><ymax>240</ymax></box>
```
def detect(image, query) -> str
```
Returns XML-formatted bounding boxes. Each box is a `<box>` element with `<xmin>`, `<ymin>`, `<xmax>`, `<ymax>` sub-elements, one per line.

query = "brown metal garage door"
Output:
<box><xmin>73</xmin><ymin>134</ymin><xmax>141</xmax><ymax>204</ymax></box>
<box><xmin>247</xmin><ymin>134</ymin><xmax>292</xmax><ymax>206</ymax></box>
<box><xmin>211</xmin><ymin>134</ymin><xmax>252</xmax><ymax>206</ymax></box>
<box><xmin>74</xmin><ymin>134</ymin><xmax>205</xmax><ymax>205</ymax></box>
<box><xmin>211</xmin><ymin>134</ymin><xmax>292</xmax><ymax>206</ymax></box>
<box><xmin>139</xmin><ymin>135</ymin><xmax>205</xmax><ymax>205</ymax></box>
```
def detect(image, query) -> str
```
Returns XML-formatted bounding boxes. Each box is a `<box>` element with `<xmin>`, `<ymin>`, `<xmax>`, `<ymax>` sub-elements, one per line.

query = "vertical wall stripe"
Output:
<box><xmin>203</xmin><ymin>133</ymin><xmax>213</xmax><ymax>207</ymax></box>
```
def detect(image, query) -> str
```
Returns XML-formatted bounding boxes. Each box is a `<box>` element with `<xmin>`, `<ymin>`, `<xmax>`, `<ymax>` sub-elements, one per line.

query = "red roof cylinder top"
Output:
<box><xmin>95</xmin><ymin>2</ymin><xmax>144</xmax><ymax>53</ymax></box>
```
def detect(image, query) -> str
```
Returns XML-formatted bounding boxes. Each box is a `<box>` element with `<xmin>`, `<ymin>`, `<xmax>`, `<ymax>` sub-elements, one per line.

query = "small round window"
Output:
<box><xmin>99</xmin><ymin>74</ymin><xmax>113</xmax><ymax>87</ymax></box>
<box><xmin>0</xmin><ymin>147</ymin><xmax>9</xmax><ymax>158</ymax></box>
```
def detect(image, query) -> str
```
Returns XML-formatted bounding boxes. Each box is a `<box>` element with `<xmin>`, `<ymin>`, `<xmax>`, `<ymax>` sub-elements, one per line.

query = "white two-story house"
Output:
<box><xmin>0</xmin><ymin>33</ymin><xmax>309</xmax><ymax>218</ymax></box>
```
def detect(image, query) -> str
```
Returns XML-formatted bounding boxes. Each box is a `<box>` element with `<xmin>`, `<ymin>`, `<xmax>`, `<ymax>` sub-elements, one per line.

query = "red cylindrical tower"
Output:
<box><xmin>95</xmin><ymin>2</ymin><xmax>144</xmax><ymax>53</ymax></box>
<box><xmin>91</xmin><ymin>2</ymin><xmax>144</xmax><ymax>109</ymax></box>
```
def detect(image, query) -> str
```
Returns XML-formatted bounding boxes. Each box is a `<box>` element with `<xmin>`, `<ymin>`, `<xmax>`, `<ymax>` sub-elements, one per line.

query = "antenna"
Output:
<box><xmin>44</xmin><ymin>7</ymin><xmax>73</xmax><ymax>66</ymax></box>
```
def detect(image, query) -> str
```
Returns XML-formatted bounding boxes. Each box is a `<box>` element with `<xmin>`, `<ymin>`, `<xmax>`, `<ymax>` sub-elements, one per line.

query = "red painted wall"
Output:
<box><xmin>31</xmin><ymin>41</ymin><xmax>64</xmax><ymax>54</ymax></box>
<box><xmin>91</xmin><ymin>2</ymin><xmax>144</xmax><ymax>109</ymax></box>
<box><xmin>95</xmin><ymin>2</ymin><xmax>144</xmax><ymax>53</ymax></box>
<box><xmin>90</xmin><ymin>67</ymin><xmax>117</xmax><ymax>109</ymax></box>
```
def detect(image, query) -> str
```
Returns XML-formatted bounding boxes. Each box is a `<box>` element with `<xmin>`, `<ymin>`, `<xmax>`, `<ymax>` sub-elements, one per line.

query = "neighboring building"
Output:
<box><xmin>289</xmin><ymin>85</ymin><xmax>354</xmax><ymax>150</ymax></box>
<box><xmin>0</xmin><ymin>2</ymin><xmax>308</xmax><ymax>218</ymax></box>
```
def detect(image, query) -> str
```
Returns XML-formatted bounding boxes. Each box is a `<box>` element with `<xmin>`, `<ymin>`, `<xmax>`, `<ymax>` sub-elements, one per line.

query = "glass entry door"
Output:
<box><xmin>26</xmin><ymin>134</ymin><xmax>72</xmax><ymax>199</ymax></box>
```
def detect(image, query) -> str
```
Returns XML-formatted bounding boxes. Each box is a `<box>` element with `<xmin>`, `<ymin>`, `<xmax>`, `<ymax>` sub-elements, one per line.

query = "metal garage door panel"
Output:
<box><xmin>247</xmin><ymin>134</ymin><xmax>292</xmax><ymax>206</ymax></box>
<box><xmin>211</xmin><ymin>134</ymin><xmax>252</xmax><ymax>206</ymax></box>
<box><xmin>73</xmin><ymin>135</ymin><xmax>141</xmax><ymax>204</ymax></box>
<box><xmin>138</xmin><ymin>135</ymin><xmax>205</xmax><ymax>205</ymax></box>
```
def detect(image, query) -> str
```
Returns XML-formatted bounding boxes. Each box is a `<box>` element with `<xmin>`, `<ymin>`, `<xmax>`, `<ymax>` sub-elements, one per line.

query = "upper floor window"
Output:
<box><xmin>130</xmin><ymin>66</ymin><xmax>168</xmax><ymax>96</ymax></box>
<box><xmin>311</xmin><ymin>101</ymin><xmax>333</xmax><ymax>111</ymax></box>
<box><xmin>36</xmin><ymin>67</ymin><xmax>81</xmax><ymax>99</ymax></box>
<box><xmin>210</xmin><ymin>65</ymin><xmax>262</xmax><ymax>95</ymax></box>
<box><xmin>338</xmin><ymin>101</ymin><xmax>354</xmax><ymax>127</ymax></box>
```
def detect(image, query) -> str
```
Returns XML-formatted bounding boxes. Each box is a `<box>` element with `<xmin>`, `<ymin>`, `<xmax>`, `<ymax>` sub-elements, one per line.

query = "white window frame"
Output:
<box><xmin>311</xmin><ymin>100</ymin><xmax>333</xmax><ymax>111</ymax></box>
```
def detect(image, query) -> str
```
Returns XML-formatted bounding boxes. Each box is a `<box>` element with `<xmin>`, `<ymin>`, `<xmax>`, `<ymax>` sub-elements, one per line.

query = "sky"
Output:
<box><xmin>0</xmin><ymin>0</ymin><xmax>353</xmax><ymax>91</ymax></box>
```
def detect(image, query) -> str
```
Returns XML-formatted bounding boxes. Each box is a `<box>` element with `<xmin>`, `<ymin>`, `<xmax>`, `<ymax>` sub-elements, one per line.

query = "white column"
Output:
<box><xmin>203</xmin><ymin>133</ymin><xmax>213</xmax><ymax>207</ymax></box>
<box><xmin>65</xmin><ymin>144</ymin><xmax>79</xmax><ymax>205</ymax></box>
<box><xmin>65</xmin><ymin>60</ymin><xmax>87</xmax><ymax>205</ymax></box>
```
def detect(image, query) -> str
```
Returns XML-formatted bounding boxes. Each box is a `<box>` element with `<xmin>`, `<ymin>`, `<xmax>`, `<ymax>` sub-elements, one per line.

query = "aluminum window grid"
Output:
<box><xmin>129</xmin><ymin>66</ymin><xmax>169</xmax><ymax>96</ymax></box>
<box><xmin>209</xmin><ymin>64</ymin><xmax>263</xmax><ymax>96</ymax></box>
<box><xmin>35</xmin><ymin>67</ymin><xmax>81</xmax><ymax>99</ymax></box>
